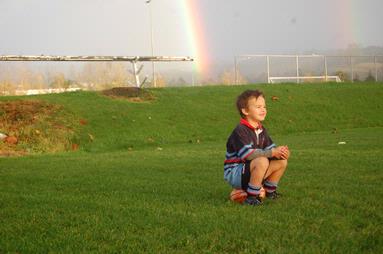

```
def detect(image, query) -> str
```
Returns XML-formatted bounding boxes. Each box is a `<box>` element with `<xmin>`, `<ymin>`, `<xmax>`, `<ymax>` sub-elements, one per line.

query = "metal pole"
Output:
<box><xmin>350</xmin><ymin>56</ymin><xmax>354</xmax><ymax>83</ymax></box>
<box><xmin>267</xmin><ymin>55</ymin><xmax>270</xmax><ymax>84</ymax></box>
<box><xmin>374</xmin><ymin>56</ymin><xmax>378</xmax><ymax>82</ymax></box>
<box><xmin>0</xmin><ymin>55</ymin><xmax>193</xmax><ymax>62</ymax></box>
<box><xmin>324</xmin><ymin>56</ymin><xmax>328</xmax><ymax>82</ymax></box>
<box><xmin>147</xmin><ymin>0</ymin><xmax>156</xmax><ymax>87</ymax></box>
<box><xmin>133</xmin><ymin>62</ymin><xmax>140</xmax><ymax>87</ymax></box>
<box><xmin>234</xmin><ymin>56</ymin><xmax>238</xmax><ymax>85</ymax></box>
<box><xmin>296</xmin><ymin>55</ymin><xmax>299</xmax><ymax>84</ymax></box>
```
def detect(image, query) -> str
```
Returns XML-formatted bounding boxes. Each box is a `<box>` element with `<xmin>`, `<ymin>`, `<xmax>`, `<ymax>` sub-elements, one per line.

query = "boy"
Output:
<box><xmin>224</xmin><ymin>89</ymin><xmax>290</xmax><ymax>206</ymax></box>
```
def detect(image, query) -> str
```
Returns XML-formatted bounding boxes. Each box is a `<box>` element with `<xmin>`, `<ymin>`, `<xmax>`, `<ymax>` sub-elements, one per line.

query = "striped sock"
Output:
<box><xmin>264</xmin><ymin>180</ymin><xmax>278</xmax><ymax>193</ymax></box>
<box><xmin>247</xmin><ymin>183</ymin><xmax>262</xmax><ymax>196</ymax></box>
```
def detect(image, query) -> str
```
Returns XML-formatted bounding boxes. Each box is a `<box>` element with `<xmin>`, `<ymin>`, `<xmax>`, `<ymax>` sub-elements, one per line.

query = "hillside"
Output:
<box><xmin>2</xmin><ymin>82</ymin><xmax>380</xmax><ymax>154</ymax></box>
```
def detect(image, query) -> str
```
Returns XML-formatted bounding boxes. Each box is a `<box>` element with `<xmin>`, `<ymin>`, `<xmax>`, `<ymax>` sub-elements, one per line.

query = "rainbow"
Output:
<box><xmin>338</xmin><ymin>0</ymin><xmax>361</xmax><ymax>48</ymax></box>
<box><xmin>181</xmin><ymin>0</ymin><xmax>210</xmax><ymax>79</ymax></box>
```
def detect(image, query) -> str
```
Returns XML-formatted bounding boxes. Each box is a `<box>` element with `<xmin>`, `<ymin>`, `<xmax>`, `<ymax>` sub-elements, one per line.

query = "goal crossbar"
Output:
<box><xmin>0</xmin><ymin>55</ymin><xmax>193</xmax><ymax>87</ymax></box>
<box><xmin>269</xmin><ymin>75</ymin><xmax>341</xmax><ymax>83</ymax></box>
<box><xmin>0</xmin><ymin>55</ymin><xmax>193</xmax><ymax>62</ymax></box>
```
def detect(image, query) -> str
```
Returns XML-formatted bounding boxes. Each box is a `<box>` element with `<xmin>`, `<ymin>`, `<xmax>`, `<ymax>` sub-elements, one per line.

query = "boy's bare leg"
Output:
<box><xmin>262</xmin><ymin>159</ymin><xmax>288</xmax><ymax>197</ymax></box>
<box><xmin>242</xmin><ymin>158</ymin><xmax>269</xmax><ymax>205</ymax></box>
<box><xmin>249</xmin><ymin>157</ymin><xmax>269</xmax><ymax>185</ymax></box>
<box><xmin>264</xmin><ymin>159</ymin><xmax>288</xmax><ymax>182</ymax></box>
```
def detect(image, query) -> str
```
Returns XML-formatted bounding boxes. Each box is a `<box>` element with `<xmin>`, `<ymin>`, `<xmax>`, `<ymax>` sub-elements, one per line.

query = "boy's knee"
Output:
<box><xmin>278</xmin><ymin>159</ymin><xmax>288</xmax><ymax>170</ymax></box>
<box><xmin>250</xmin><ymin>157</ymin><xmax>269</xmax><ymax>171</ymax></box>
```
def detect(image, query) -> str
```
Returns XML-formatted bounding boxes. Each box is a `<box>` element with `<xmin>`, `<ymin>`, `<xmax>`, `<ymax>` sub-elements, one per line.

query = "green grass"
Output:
<box><xmin>0</xmin><ymin>83</ymin><xmax>382</xmax><ymax>253</ymax></box>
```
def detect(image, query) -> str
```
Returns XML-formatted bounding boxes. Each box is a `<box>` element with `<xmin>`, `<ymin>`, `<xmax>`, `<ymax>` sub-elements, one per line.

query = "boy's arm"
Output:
<box><xmin>234</xmin><ymin>127</ymin><xmax>282</xmax><ymax>161</ymax></box>
<box><xmin>244</xmin><ymin>146</ymin><xmax>289</xmax><ymax>160</ymax></box>
<box><xmin>243</xmin><ymin>146</ymin><xmax>290</xmax><ymax>160</ymax></box>
<box><xmin>244</xmin><ymin>148</ymin><xmax>273</xmax><ymax>160</ymax></box>
<box><xmin>242</xmin><ymin>127</ymin><xmax>281</xmax><ymax>160</ymax></box>
<box><xmin>238</xmin><ymin>129</ymin><xmax>277</xmax><ymax>160</ymax></box>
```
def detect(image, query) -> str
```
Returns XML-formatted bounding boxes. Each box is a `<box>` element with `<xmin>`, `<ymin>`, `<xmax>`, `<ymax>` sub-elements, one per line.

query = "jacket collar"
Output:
<box><xmin>240</xmin><ymin>118</ymin><xmax>262</xmax><ymax>131</ymax></box>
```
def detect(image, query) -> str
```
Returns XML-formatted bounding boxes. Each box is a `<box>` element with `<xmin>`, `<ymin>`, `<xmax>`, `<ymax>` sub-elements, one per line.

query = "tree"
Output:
<box><xmin>353</xmin><ymin>73</ymin><xmax>360</xmax><ymax>82</ymax></box>
<box><xmin>176</xmin><ymin>77</ymin><xmax>187</xmax><ymax>86</ymax></box>
<box><xmin>335</xmin><ymin>71</ymin><xmax>349</xmax><ymax>82</ymax></box>
<box><xmin>364</xmin><ymin>70</ymin><xmax>375</xmax><ymax>82</ymax></box>
<box><xmin>77</xmin><ymin>63</ymin><xmax>135</xmax><ymax>90</ymax></box>
<box><xmin>346</xmin><ymin>43</ymin><xmax>363</xmax><ymax>56</ymax></box>
<box><xmin>0</xmin><ymin>80</ymin><xmax>15</xmax><ymax>95</ymax></box>
<box><xmin>154</xmin><ymin>74</ymin><xmax>167</xmax><ymax>88</ymax></box>
<box><xmin>50</xmin><ymin>73</ymin><xmax>66</xmax><ymax>88</ymax></box>
<box><xmin>219</xmin><ymin>68</ymin><xmax>248</xmax><ymax>85</ymax></box>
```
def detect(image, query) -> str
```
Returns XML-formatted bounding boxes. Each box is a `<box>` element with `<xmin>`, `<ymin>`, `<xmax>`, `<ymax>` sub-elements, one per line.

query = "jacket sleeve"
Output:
<box><xmin>232</xmin><ymin>128</ymin><xmax>255</xmax><ymax>160</ymax></box>
<box><xmin>245</xmin><ymin>148</ymin><xmax>273</xmax><ymax>160</ymax></box>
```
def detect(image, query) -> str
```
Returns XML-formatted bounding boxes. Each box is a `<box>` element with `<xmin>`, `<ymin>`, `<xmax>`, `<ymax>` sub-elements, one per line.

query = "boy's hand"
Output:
<box><xmin>272</xmin><ymin>146</ymin><xmax>290</xmax><ymax>160</ymax></box>
<box><xmin>280</xmin><ymin>146</ymin><xmax>290</xmax><ymax>160</ymax></box>
<box><xmin>271</xmin><ymin>147</ymin><xmax>284</xmax><ymax>159</ymax></box>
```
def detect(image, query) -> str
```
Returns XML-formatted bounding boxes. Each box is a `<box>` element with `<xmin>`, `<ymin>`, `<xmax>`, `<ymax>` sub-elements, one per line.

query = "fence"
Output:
<box><xmin>234</xmin><ymin>55</ymin><xmax>383</xmax><ymax>84</ymax></box>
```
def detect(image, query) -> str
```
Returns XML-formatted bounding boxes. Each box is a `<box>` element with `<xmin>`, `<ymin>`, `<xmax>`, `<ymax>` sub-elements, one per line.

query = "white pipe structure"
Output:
<box><xmin>146</xmin><ymin>0</ymin><xmax>156</xmax><ymax>87</ymax></box>
<box><xmin>0</xmin><ymin>55</ymin><xmax>193</xmax><ymax>62</ymax></box>
<box><xmin>234</xmin><ymin>57</ymin><xmax>238</xmax><ymax>85</ymax></box>
<box><xmin>324</xmin><ymin>56</ymin><xmax>328</xmax><ymax>82</ymax></box>
<box><xmin>375</xmin><ymin>56</ymin><xmax>378</xmax><ymax>82</ymax></box>
<box><xmin>350</xmin><ymin>56</ymin><xmax>354</xmax><ymax>82</ymax></box>
<box><xmin>266</xmin><ymin>55</ymin><xmax>270</xmax><ymax>84</ymax></box>
<box><xmin>295</xmin><ymin>55</ymin><xmax>299</xmax><ymax>84</ymax></box>
<box><xmin>0</xmin><ymin>55</ymin><xmax>193</xmax><ymax>88</ymax></box>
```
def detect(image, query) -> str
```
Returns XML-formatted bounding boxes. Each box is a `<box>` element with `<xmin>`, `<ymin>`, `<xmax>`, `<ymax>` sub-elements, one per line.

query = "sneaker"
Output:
<box><xmin>265</xmin><ymin>191</ymin><xmax>281</xmax><ymax>199</ymax></box>
<box><xmin>243</xmin><ymin>195</ymin><xmax>263</xmax><ymax>206</ymax></box>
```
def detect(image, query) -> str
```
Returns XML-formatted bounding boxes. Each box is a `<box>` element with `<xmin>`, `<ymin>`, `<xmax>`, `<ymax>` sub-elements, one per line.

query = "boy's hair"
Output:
<box><xmin>236</xmin><ymin>89</ymin><xmax>264</xmax><ymax>118</ymax></box>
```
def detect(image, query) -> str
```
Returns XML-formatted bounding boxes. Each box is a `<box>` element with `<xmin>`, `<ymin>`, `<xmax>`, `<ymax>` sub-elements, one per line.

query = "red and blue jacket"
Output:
<box><xmin>224</xmin><ymin>118</ymin><xmax>276</xmax><ymax>175</ymax></box>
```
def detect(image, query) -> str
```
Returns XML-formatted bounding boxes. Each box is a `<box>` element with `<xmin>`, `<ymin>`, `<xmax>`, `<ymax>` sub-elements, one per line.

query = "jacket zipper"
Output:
<box><xmin>255</xmin><ymin>131</ymin><xmax>259</xmax><ymax>145</ymax></box>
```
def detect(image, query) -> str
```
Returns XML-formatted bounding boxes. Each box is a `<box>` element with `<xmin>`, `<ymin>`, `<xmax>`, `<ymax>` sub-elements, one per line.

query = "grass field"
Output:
<box><xmin>1</xmin><ymin>83</ymin><xmax>382</xmax><ymax>253</ymax></box>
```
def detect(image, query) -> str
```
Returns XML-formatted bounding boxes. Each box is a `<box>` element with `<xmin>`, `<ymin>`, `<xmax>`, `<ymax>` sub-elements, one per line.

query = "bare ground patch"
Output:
<box><xmin>101</xmin><ymin>87</ymin><xmax>155</xmax><ymax>102</ymax></box>
<box><xmin>0</xmin><ymin>100</ymin><xmax>79</xmax><ymax>156</ymax></box>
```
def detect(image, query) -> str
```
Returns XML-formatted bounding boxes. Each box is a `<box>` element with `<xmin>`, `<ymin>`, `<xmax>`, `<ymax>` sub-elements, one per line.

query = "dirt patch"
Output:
<box><xmin>101</xmin><ymin>87</ymin><xmax>155</xmax><ymax>102</ymax></box>
<box><xmin>0</xmin><ymin>100</ymin><xmax>79</xmax><ymax>156</ymax></box>
<box><xmin>0</xmin><ymin>150</ymin><xmax>27</xmax><ymax>157</ymax></box>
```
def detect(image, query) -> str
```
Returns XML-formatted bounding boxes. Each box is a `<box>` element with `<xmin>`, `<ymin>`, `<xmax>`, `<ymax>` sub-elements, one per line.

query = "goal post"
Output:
<box><xmin>235</xmin><ymin>54</ymin><xmax>342</xmax><ymax>84</ymax></box>
<box><xmin>269</xmin><ymin>75</ymin><xmax>341</xmax><ymax>83</ymax></box>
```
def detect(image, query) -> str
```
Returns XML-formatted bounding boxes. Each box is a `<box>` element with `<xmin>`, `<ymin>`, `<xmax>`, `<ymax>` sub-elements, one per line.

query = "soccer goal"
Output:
<box><xmin>269</xmin><ymin>75</ymin><xmax>341</xmax><ymax>83</ymax></box>
<box><xmin>234</xmin><ymin>54</ymin><xmax>342</xmax><ymax>84</ymax></box>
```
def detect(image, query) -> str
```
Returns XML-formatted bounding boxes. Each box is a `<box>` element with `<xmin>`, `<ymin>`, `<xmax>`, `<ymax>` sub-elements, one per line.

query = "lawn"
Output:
<box><xmin>1</xmin><ymin>83</ymin><xmax>382</xmax><ymax>253</ymax></box>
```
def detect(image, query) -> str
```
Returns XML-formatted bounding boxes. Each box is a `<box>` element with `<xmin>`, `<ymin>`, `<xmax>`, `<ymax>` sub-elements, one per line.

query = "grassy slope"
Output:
<box><xmin>0</xmin><ymin>83</ymin><xmax>382</xmax><ymax>253</ymax></box>
<box><xmin>23</xmin><ymin>82</ymin><xmax>383</xmax><ymax>151</ymax></box>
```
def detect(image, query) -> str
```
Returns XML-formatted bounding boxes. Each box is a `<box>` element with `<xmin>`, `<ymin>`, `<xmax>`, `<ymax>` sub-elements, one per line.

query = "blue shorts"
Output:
<box><xmin>224</xmin><ymin>162</ymin><xmax>251</xmax><ymax>190</ymax></box>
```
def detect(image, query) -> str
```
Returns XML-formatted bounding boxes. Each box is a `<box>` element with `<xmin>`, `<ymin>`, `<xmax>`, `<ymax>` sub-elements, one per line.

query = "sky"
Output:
<box><xmin>0</xmin><ymin>0</ymin><xmax>382</xmax><ymax>78</ymax></box>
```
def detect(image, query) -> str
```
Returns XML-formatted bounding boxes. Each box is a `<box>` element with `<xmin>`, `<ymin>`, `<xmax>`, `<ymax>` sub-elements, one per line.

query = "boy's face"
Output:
<box><xmin>241</xmin><ymin>96</ymin><xmax>267</xmax><ymax>123</ymax></box>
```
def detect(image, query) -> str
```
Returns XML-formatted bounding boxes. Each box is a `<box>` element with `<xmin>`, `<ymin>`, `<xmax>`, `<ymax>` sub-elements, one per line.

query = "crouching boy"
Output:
<box><xmin>224</xmin><ymin>89</ymin><xmax>290</xmax><ymax>206</ymax></box>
